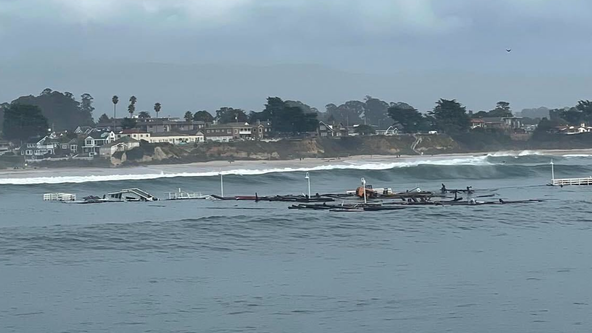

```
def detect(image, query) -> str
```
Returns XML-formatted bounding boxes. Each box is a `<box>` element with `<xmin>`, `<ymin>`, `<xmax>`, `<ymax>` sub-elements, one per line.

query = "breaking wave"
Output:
<box><xmin>0</xmin><ymin>156</ymin><xmax>494</xmax><ymax>185</ymax></box>
<box><xmin>0</xmin><ymin>151</ymin><xmax>588</xmax><ymax>185</ymax></box>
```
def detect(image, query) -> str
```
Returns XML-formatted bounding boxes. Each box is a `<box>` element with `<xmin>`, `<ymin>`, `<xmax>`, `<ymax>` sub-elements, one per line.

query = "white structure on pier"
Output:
<box><xmin>550</xmin><ymin>160</ymin><xmax>592</xmax><ymax>186</ymax></box>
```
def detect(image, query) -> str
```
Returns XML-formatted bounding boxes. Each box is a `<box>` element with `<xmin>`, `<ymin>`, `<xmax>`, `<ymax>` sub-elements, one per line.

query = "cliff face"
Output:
<box><xmin>113</xmin><ymin>135</ymin><xmax>460</xmax><ymax>166</ymax></box>
<box><xmin>414</xmin><ymin>135</ymin><xmax>460</xmax><ymax>154</ymax></box>
<box><xmin>111</xmin><ymin>143</ymin><xmax>188</xmax><ymax>166</ymax></box>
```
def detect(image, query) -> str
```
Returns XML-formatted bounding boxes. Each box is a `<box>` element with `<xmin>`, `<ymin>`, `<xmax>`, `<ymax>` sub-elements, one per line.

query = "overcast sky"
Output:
<box><xmin>1</xmin><ymin>0</ymin><xmax>591</xmax><ymax>114</ymax></box>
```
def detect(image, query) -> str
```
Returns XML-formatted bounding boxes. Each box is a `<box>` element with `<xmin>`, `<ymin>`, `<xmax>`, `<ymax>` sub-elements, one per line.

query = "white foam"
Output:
<box><xmin>0</xmin><ymin>156</ymin><xmax>494</xmax><ymax>185</ymax></box>
<box><xmin>487</xmin><ymin>150</ymin><xmax>543</xmax><ymax>158</ymax></box>
<box><xmin>564</xmin><ymin>154</ymin><xmax>592</xmax><ymax>158</ymax></box>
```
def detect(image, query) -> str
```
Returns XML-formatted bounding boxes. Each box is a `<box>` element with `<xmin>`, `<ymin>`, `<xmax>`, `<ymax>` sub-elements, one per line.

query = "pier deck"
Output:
<box><xmin>551</xmin><ymin>177</ymin><xmax>592</xmax><ymax>186</ymax></box>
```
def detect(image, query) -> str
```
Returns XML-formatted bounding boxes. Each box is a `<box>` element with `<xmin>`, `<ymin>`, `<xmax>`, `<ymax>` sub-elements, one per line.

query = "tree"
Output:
<box><xmin>388</xmin><ymin>103</ymin><xmax>425</xmax><ymax>133</ymax></box>
<box><xmin>193</xmin><ymin>110</ymin><xmax>214</xmax><ymax>122</ymax></box>
<box><xmin>11</xmin><ymin>89</ymin><xmax>94</xmax><ymax>130</ymax></box>
<box><xmin>216</xmin><ymin>107</ymin><xmax>248</xmax><ymax>124</ymax></box>
<box><xmin>112</xmin><ymin>95</ymin><xmax>119</xmax><ymax>119</ymax></box>
<box><xmin>487</xmin><ymin>101</ymin><xmax>513</xmax><ymax>118</ymax></box>
<box><xmin>98</xmin><ymin>113</ymin><xmax>111</xmax><ymax>123</ymax></box>
<box><xmin>326</xmin><ymin>114</ymin><xmax>336</xmax><ymax>124</ymax></box>
<box><xmin>559</xmin><ymin>107</ymin><xmax>583</xmax><ymax>125</ymax></box>
<box><xmin>2</xmin><ymin>104</ymin><xmax>49</xmax><ymax>141</ymax></box>
<box><xmin>138</xmin><ymin>111</ymin><xmax>151</xmax><ymax>119</ymax></box>
<box><xmin>154</xmin><ymin>103</ymin><xmax>161</xmax><ymax>118</ymax></box>
<box><xmin>364</xmin><ymin>96</ymin><xmax>391</xmax><ymax>129</ymax></box>
<box><xmin>121</xmin><ymin>117</ymin><xmax>137</xmax><ymax>129</ymax></box>
<box><xmin>285</xmin><ymin>100</ymin><xmax>319</xmax><ymax>114</ymax></box>
<box><xmin>429</xmin><ymin>99</ymin><xmax>470</xmax><ymax>134</ymax></box>
<box><xmin>354</xmin><ymin>124</ymin><xmax>376</xmax><ymax>135</ymax></box>
<box><xmin>274</xmin><ymin>105</ymin><xmax>318</xmax><ymax>134</ymax></box>
<box><xmin>80</xmin><ymin>93</ymin><xmax>95</xmax><ymax>118</ymax></box>
<box><xmin>576</xmin><ymin>100</ymin><xmax>592</xmax><ymax>118</ymax></box>
<box><xmin>128</xmin><ymin>96</ymin><xmax>137</xmax><ymax>117</ymax></box>
<box><xmin>184</xmin><ymin>111</ymin><xmax>193</xmax><ymax>122</ymax></box>
<box><xmin>473</xmin><ymin>111</ymin><xmax>489</xmax><ymax>118</ymax></box>
<box><xmin>0</xmin><ymin>102</ymin><xmax>8</xmax><ymax>131</ymax></box>
<box><xmin>258</xmin><ymin>97</ymin><xmax>319</xmax><ymax>134</ymax></box>
<box><xmin>532</xmin><ymin>117</ymin><xmax>559</xmax><ymax>139</ymax></box>
<box><xmin>327</xmin><ymin>100</ymin><xmax>365</xmax><ymax>126</ymax></box>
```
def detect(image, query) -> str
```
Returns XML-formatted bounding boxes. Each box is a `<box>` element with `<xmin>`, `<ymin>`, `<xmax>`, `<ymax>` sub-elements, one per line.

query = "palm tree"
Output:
<box><xmin>128</xmin><ymin>96</ymin><xmax>137</xmax><ymax>117</ymax></box>
<box><xmin>112</xmin><ymin>95</ymin><xmax>119</xmax><ymax>119</ymax></box>
<box><xmin>154</xmin><ymin>103</ymin><xmax>162</xmax><ymax>118</ymax></box>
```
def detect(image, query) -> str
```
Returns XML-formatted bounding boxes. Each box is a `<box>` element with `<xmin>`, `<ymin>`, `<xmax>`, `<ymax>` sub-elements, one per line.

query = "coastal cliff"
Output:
<box><xmin>113</xmin><ymin>135</ymin><xmax>461</xmax><ymax>166</ymax></box>
<box><xmin>8</xmin><ymin>132</ymin><xmax>592</xmax><ymax>169</ymax></box>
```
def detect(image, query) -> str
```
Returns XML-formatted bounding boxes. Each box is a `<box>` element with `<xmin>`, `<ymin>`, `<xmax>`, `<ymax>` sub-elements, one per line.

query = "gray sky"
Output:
<box><xmin>1</xmin><ymin>0</ymin><xmax>591</xmax><ymax>115</ymax></box>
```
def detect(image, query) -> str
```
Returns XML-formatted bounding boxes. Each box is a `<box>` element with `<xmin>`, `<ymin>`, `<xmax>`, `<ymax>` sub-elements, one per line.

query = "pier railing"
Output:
<box><xmin>552</xmin><ymin>177</ymin><xmax>592</xmax><ymax>186</ymax></box>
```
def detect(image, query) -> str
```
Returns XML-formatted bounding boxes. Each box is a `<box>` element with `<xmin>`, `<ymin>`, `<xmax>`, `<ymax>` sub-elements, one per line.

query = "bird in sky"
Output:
<box><xmin>506</xmin><ymin>49</ymin><xmax>512</xmax><ymax>53</ymax></box>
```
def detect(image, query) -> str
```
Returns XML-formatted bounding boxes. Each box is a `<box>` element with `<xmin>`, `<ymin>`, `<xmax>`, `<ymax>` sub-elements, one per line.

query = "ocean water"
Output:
<box><xmin>1</xmin><ymin>153</ymin><xmax>592</xmax><ymax>333</ymax></box>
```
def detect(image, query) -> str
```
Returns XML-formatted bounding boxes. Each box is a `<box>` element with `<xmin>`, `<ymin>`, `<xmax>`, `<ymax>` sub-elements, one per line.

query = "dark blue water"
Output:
<box><xmin>1</xmin><ymin>154</ymin><xmax>592</xmax><ymax>332</ymax></box>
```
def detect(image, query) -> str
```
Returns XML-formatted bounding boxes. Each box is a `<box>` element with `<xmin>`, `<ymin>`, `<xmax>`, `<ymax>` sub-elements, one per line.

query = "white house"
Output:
<box><xmin>99</xmin><ymin>137</ymin><xmax>141</xmax><ymax>157</ymax></box>
<box><xmin>148</xmin><ymin>131</ymin><xmax>204</xmax><ymax>145</ymax></box>
<box><xmin>21</xmin><ymin>136</ymin><xmax>57</xmax><ymax>158</ymax></box>
<box><xmin>82</xmin><ymin>131</ymin><xmax>116</xmax><ymax>156</ymax></box>
<box><xmin>116</xmin><ymin>129</ymin><xmax>152</xmax><ymax>141</ymax></box>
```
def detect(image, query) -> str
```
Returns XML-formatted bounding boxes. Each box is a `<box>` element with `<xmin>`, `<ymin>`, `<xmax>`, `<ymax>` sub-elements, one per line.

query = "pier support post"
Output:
<box><xmin>220</xmin><ymin>173</ymin><xmax>224</xmax><ymax>197</ymax></box>
<box><xmin>305</xmin><ymin>172</ymin><xmax>311</xmax><ymax>198</ymax></box>
<box><xmin>551</xmin><ymin>160</ymin><xmax>555</xmax><ymax>185</ymax></box>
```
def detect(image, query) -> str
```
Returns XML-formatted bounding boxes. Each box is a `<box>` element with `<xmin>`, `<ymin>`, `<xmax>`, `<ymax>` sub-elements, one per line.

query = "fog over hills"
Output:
<box><xmin>2</xmin><ymin>62</ymin><xmax>591</xmax><ymax>118</ymax></box>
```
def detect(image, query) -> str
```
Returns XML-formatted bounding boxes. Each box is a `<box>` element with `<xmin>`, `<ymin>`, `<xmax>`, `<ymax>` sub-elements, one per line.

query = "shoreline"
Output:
<box><xmin>0</xmin><ymin>148</ymin><xmax>591</xmax><ymax>183</ymax></box>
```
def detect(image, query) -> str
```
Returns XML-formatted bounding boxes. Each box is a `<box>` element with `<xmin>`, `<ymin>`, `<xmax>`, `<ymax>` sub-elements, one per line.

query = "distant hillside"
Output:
<box><xmin>2</xmin><ymin>62</ymin><xmax>592</xmax><ymax>118</ymax></box>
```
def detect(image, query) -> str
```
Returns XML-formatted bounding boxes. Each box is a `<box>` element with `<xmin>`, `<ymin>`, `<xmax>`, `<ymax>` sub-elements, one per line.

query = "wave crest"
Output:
<box><xmin>0</xmin><ymin>156</ymin><xmax>493</xmax><ymax>185</ymax></box>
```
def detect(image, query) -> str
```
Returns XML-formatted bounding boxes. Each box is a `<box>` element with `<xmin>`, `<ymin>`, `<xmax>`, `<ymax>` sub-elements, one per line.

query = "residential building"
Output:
<box><xmin>82</xmin><ymin>131</ymin><xmax>116</xmax><ymax>156</ymax></box>
<box><xmin>74</xmin><ymin>126</ymin><xmax>94</xmax><ymax>136</ymax></box>
<box><xmin>251</xmin><ymin>121</ymin><xmax>272</xmax><ymax>140</ymax></box>
<box><xmin>318</xmin><ymin>122</ymin><xmax>349</xmax><ymax>137</ymax></box>
<box><xmin>470</xmin><ymin>118</ymin><xmax>485</xmax><ymax>129</ymax></box>
<box><xmin>21</xmin><ymin>136</ymin><xmax>57</xmax><ymax>158</ymax></box>
<box><xmin>99</xmin><ymin>137</ymin><xmax>141</xmax><ymax>157</ymax></box>
<box><xmin>471</xmin><ymin>117</ymin><xmax>523</xmax><ymax>131</ymax></box>
<box><xmin>205</xmin><ymin>123</ymin><xmax>256</xmax><ymax>142</ymax></box>
<box><xmin>0</xmin><ymin>140</ymin><xmax>12</xmax><ymax>155</ymax></box>
<box><xmin>116</xmin><ymin>129</ymin><xmax>152</xmax><ymax>141</ymax></box>
<box><xmin>62</xmin><ymin>139</ymin><xmax>80</xmax><ymax>154</ymax></box>
<box><xmin>556</xmin><ymin>123</ymin><xmax>592</xmax><ymax>135</ymax></box>
<box><xmin>148</xmin><ymin>131</ymin><xmax>205</xmax><ymax>145</ymax></box>
<box><xmin>136</xmin><ymin>118</ymin><xmax>207</xmax><ymax>134</ymax></box>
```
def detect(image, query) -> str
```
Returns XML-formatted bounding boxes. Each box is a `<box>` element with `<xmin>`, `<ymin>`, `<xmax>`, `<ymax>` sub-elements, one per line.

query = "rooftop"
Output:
<box><xmin>208</xmin><ymin>123</ymin><xmax>253</xmax><ymax>128</ymax></box>
<box><xmin>151</xmin><ymin>131</ymin><xmax>204</xmax><ymax>137</ymax></box>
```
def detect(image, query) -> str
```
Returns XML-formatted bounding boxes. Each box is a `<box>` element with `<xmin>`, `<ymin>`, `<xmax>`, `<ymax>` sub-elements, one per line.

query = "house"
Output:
<box><xmin>21</xmin><ymin>136</ymin><xmax>58</xmax><ymax>158</ymax></box>
<box><xmin>557</xmin><ymin>123</ymin><xmax>592</xmax><ymax>135</ymax></box>
<box><xmin>136</xmin><ymin>118</ymin><xmax>207</xmax><ymax>134</ymax></box>
<box><xmin>74</xmin><ymin>126</ymin><xmax>94</xmax><ymax>136</ymax></box>
<box><xmin>318</xmin><ymin>122</ymin><xmax>349</xmax><ymax>137</ymax></box>
<box><xmin>251</xmin><ymin>121</ymin><xmax>272</xmax><ymax>140</ymax></box>
<box><xmin>205</xmin><ymin>123</ymin><xmax>255</xmax><ymax>142</ymax></box>
<box><xmin>0</xmin><ymin>140</ymin><xmax>12</xmax><ymax>155</ymax></box>
<box><xmin>62</xmin><ymin>138</ymin><xmax>79</xmax><ymax>154</ymax></box>
<box><xmin>470</xmin><ymin>118</ymin><xmax>485</xmax><ymax>129</ymax></box>
<box><xmin>148</xmin><ymin>131</ymin><xmax>205</xmax><ymax>145</ymax></box>
<box><xmin>116</xmin><ymin>129</ymin><xmax>152</xmax><ymax>141</ymax></box>
<box><xmin>82</xmin><ymin>131</ymin><xmax>116</xmax><ymax>156</ymax></box>
<box><xmin>471</xmin><ymin>117</ymin><xmax>523</xmax><ymax>131</ymax></box>
<box><xmin>96</xmin><ymin>119</ymin><xmax>123</xmax><ymax>132</ymax></box>
<box><xmin>99</xmin><ymin>137</ymin><xmax>141</xmax><ymax>157</ymax></box>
